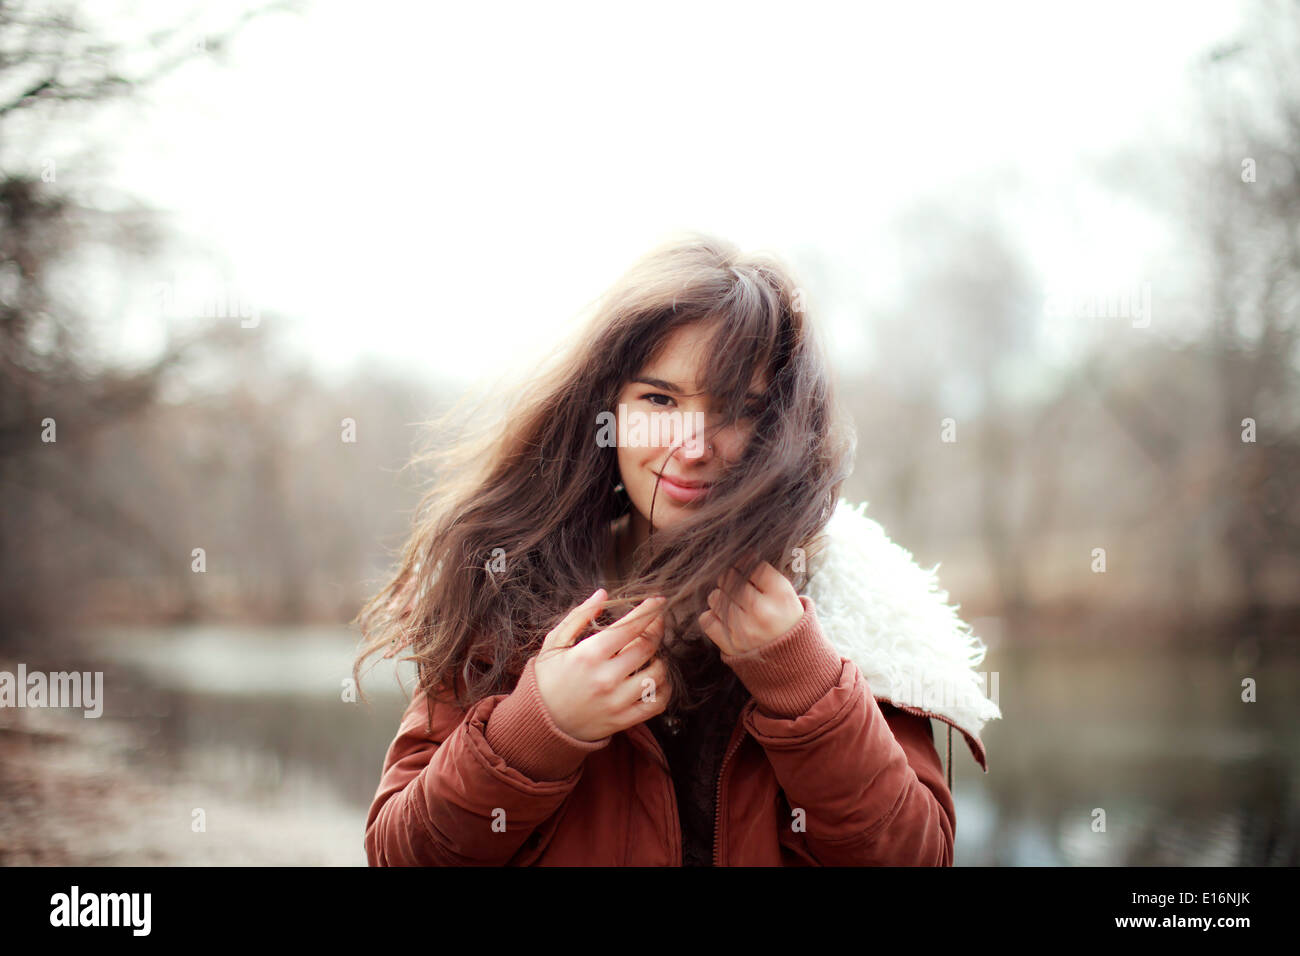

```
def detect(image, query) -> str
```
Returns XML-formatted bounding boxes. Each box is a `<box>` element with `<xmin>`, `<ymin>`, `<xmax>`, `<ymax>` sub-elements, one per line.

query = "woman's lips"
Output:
<box><xmin>655</xmin><ymin>472</ymin><xmax>712</xmax><ymax>504</ymax></box>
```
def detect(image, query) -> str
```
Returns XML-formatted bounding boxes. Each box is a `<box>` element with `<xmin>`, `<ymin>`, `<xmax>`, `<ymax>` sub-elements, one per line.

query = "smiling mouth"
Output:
<box><xmin>654</xmin><ymin>471</ymin><xmax>714</xmax><ymax>503</ymax></box>
<box><xmin>654</xmin><ymin>472</ymin><xmax>712</xmax><ymax>489</ymax></box>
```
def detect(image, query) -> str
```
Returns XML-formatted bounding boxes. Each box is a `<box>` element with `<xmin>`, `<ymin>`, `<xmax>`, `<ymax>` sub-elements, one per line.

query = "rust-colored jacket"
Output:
<box><xmin>364</xmin><ymin>498</ymin><xmax>1000</xmax><ymax>866</ymax></box>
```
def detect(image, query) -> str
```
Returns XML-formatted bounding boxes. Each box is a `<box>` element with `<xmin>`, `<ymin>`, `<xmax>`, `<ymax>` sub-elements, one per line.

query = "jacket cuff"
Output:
<box><xmin>484</xmin><ymin>655</ymin><xmax>611</xmax><ymax>781</ymax></box>
<box><xmin>720</xmin><ymin>595</ymin><xmax>843</xmax><ymax>718</ymax></box>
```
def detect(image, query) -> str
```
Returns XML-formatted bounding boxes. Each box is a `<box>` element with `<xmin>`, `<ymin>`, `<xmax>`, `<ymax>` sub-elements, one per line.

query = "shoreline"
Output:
<box><xmin>0</xmin><ymin>681</ymin><xmax>368</xmax><ymax>866</ymax></box>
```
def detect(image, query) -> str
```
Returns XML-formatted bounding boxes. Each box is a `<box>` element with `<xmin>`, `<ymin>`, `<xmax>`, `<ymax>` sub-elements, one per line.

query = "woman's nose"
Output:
<box><xmin>676</xmin><ymin>413</ymin><xmax>719</xmax><ymax>461</ymax></box>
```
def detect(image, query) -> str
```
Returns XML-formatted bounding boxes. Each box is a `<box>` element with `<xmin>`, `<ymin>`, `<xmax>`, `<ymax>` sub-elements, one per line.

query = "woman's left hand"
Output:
<box><xmin>698</xmin><ymin>559</ymin><xmax>805</xmax><ymax>656</ymax></box>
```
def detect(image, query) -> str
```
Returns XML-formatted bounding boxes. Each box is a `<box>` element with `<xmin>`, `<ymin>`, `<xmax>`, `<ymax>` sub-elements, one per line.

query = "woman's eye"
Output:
<box><xmin>642</xmin><ymin>393</ymin><xmax>674</xmax><ymax>407</ymax></box>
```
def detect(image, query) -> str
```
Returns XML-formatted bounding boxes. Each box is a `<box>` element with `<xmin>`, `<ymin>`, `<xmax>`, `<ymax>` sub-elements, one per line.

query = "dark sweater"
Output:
<box><xmin>647</xmin><ymin>652</ymin><xmax>752</xmax><ymax>866</ymax></box>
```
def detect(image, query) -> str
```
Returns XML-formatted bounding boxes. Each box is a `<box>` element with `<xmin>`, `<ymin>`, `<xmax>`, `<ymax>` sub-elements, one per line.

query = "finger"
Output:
<box><xmin>706</xmin><ymin>588</ymin><xmax>736</xmax><ymax>634</ymax></box>
<box><xmin>611</xmin><ymin>615</ymin><xmax>664</xmax><ymax>671</ymax></box>
<box><xmin>619</xmin><ymin>657</ymin><xmax>671</xmax><ymax>711</ymax></box>
<box><xmin>728</xmin><ymin>549</ymin><xmax>761</xmax><ymax>582</ymax></box>
<box><xmin>715</xmin><ymin>568</ymin><xmax>757</xmax><ymax>620</ymax></box>
<box><xmin>613</xmin><ymin>594</ymin><xmax>665</xmax><ymax>625</ymax></box>
<box><xmin>751</xmin><ymin>560</ymin><xmax>786</xmax><ymax>594</ymax></box>
<box><xmin>639</xmin><ymin>609</ymin><xmax>666</xmax><ymax>646</ymax></box>
<box><xmin>615</xmin><ymin>683</ymin><xmax>671</xmax><ymax>728</ymax></box>
<box><xmin>722</xmin><ymin>561</ymin><xmax>759</xmax><ymax>606</ymax></box>
<box><xmin>609</xmin><ymin>629</ymin><xmax>662</xmax><ymax>678</ymax></box>
<box><xmin>611</xmin><ymin>639</ymin><xmax>655</xmax><ymax>679</ymax></box>
<box><xmin>543</xmin><ymin>588</ymin><xmax>606</xmax><ymax>650</ymax></box>
<box><xmin>582</xmin><ymin>596</ymin><xmax>667</xmax><ymax>659</ymax></box>
<box><xmin>698</xmin><ymin>607</ymin><xmax>728</xmax><ymax>648</ymax></box>
<box><xmin>722</xmin><ymin>565</ymin><xmax>760</xmax><ymax>605</ymax></box>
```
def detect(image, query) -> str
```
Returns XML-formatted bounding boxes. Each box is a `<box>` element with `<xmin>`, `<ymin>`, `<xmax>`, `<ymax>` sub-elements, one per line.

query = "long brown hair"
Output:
<box><xmin>352</xmin><ymin>231</ymin><xmax>856</xmax><ymax>724</ymax></box>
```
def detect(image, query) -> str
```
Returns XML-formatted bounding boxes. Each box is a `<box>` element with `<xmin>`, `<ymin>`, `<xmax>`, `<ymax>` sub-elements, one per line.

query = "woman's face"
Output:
<box><xmin>613</xmin><ymin>321</ymin><xmax>767</xmax><ymax>533</ymax></box>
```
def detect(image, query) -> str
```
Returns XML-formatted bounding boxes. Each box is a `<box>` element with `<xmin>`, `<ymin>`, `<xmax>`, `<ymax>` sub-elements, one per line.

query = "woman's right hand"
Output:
<box><xmin>533</xmin><ymin>588</ymin><xmax>673</xmax><ymax>741</ymax></box>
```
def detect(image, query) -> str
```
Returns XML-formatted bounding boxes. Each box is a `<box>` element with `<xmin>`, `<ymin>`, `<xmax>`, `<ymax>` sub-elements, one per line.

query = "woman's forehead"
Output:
<box><xmin>632</xmin><ymin>321</ymin><xmax>769</xmax><ymax>394</ymax></box>
<box><xmin>628</xmin><ymin>367</ymin><xmax>768</xmax><ymax>399</ymax></box>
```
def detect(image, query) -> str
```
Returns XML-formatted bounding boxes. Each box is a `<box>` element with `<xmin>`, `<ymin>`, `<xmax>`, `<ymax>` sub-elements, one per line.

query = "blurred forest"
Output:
<box><xmin>1</xmin><ymin>0</ymin><xmax>1297</xmax><ymax>658</ymax></box>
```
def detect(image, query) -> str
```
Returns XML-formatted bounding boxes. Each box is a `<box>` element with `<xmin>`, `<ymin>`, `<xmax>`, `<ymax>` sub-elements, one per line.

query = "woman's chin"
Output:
<box><xmin>634</xmin><ymin>503</ymin><xmax>687</xmax><ymax>529</ymax></box>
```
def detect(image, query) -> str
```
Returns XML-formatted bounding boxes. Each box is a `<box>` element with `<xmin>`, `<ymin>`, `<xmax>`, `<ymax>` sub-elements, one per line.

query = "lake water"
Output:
<box><xmin>6</xmin><ymin>623</ymin><xmax>1296</xmax><ymax>865</ymax></box>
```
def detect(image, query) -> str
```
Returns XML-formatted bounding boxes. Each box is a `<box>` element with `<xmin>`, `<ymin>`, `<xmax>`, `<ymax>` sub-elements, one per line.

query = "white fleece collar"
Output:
<box><xmin>804</xmin><ymin>498</ymin><xmax>1002</xmax><ymax>772</ymax></box>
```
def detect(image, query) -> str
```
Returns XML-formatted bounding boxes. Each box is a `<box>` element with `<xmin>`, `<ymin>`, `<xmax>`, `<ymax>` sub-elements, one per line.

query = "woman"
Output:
<box><xmin>354</xmin><ymin>233</ymin><xmax>1000</xmax><ymax>866</ymax></box>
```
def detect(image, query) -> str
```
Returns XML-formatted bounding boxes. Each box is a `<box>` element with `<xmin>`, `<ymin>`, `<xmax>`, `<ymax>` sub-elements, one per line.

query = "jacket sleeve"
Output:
<box><xmin>364</xmin><ymin>654</ymin><xmax>612</xmax><ymax>866</ymax></box>
<box><xmin>721</xmin><ymin>595</ymin><xmax>957</xmax><ymax>866</ymax></box>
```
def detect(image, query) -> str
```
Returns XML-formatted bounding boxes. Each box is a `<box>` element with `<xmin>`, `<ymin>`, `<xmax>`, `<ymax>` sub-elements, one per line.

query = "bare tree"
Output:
<box><xmin>0</xmin><ymin>1</ymin><xmax>299</xmax><ymax>643</ymax></box>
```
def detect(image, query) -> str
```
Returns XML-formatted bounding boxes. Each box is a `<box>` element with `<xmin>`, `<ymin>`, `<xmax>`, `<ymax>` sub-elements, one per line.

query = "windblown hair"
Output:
<box><xmin>352</xmin><ymin>232</ymin><xmax>856</xmax><ymax>725</ymax></box>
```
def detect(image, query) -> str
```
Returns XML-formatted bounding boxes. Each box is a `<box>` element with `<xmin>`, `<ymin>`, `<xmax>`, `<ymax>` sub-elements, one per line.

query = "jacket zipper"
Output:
<box><xmin>631</xmin><ymin>714</ymin><xmax>748</xmax><ymax>866</ymax></box>
<box><xmin>711</xmin><ymin>714</ymin><xmax>749</xmax><ymax>866</ymax></box>
<box><xmin>706</xmin><ymin>701</ymin><xmax>959</xmax><ymax>864</ymax></box>
<box><xmin>642</xmin><ymin>700</ymin><xmax>958</xmax><ymax>864</ymax></box>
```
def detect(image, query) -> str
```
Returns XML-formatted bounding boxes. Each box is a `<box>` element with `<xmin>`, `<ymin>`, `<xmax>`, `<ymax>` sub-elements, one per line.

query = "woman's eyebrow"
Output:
<box><xmin>632</xmin><ymin>377</ymin><xmax>764</xmax><ymax>402</ymax></box>
<box><xmin>631</xmin><ymin>376</ymin><xmax>684</xmax><ymax>393</ymax></box>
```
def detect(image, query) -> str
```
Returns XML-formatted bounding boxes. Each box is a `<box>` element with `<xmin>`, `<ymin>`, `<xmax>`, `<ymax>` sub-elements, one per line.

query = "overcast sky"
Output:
<box><xmin>74</xmin><ymin>0</ymin><xmax>1247</xmax><ymax>390</ymax></box>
